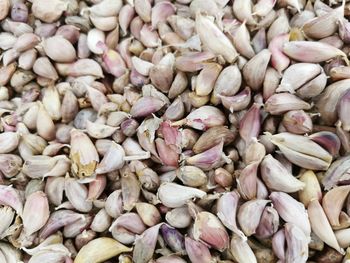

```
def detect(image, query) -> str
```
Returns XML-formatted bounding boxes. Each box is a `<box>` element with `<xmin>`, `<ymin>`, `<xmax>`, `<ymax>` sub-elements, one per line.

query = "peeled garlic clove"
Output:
<box><xmin>193</xmin><ymin>211</ymin><xmax>229</xmax><ymax>251</ymax></box>
<box><xmin>260</xmin><ymin>154</ymin><xmax>305</xmax><ymax>192</ymax></box>
<box><xmin>283</xmin><ymin>41</ymin><xmax>349</xmax><ymax>64</ymax></box>
<box><xmin>270</xmin><ymin>191</ymin><xmax>311</xmax><ymax>236</ymax></box>
<box><xmin>266</xmin><ymin>132</ymin><xmax>333</xmax><ymax>170</ymax></box>
<box><xmin>308</xmin><ymin>199</ymin><xmax>344</xmax><ymax>254</ymax></box>
<box><xmin>230</xmin><ymin>233</ymin><xmax>258</xmax><ymax>263</ymax></box>
<box><xmin>298</xmin><ymin>170</ymin><xmax>322</xmax><ymax>207</ymax></box>
<box><xmin>284</xmin><ymin>223</ymin><xmax>309</xmax><ymax>263</ymax></box>
<box><xmin>157</xmin><ymin>182</ymin><xmax>206</xmax><ymax>208</ymax></box>
<box><xmin>322</xmin><ymin>185</ymin><xmax>350</xmax><ymax>227</ymax></box>
<box><xmin>0</xmin><ymin>185</ymin><xmax>23</xmax><ymax>215</ymax></box>
<box><xmin>75</xmin><ymin>237</ymin><xmax>131</xmax><ymax>263</ymax></box>
<box><xmin>22</xmin><ymin>191</ymin><xmax>49</xmax><ymax>236</ymax></box>
<box><xmin>237</xmin><ymin>199</ymin><xmax>270</xmax><ymax>236</ymax></box>
<box><xmin>70</xmin><ymin>129</ymin><xmax>99</xmax><ymax>179</ymax></box>
<box><xmin>195</xmin><ymin>13</ymin><xmax>238</xmax><ymax>63</ymax></box>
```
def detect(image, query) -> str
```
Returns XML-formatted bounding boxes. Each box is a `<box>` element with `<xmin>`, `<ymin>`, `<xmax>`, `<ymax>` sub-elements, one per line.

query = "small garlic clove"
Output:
<box><xmin>239</xmin><ymin>103</ymin><xmax>261</xmax><ymax>143</ymax></box>
<box><xmin>42</xmin><ymin>85</ymin><xmax>61</xmax><ymax>121</ymax></box>
<box><xmin>282</xmin><ymin>110</ymin><xmax>313</xmax><ymax>135</ymax></box>
<box><xmin>55</xmin><ymin>59</ymin><xmax>104</xmax><ymax>78</ymax></box>
<box><xmin>0</xmin><ymin>206</ymin><xmax>15</xmax><ymax>238</ymax></box>
<box><xmin>338</xmin><ymin>89</ymin><xmax>350</xmax><ymax>131</ymax></box>
<box><xmin>233</xmin><ymin>0</ymin><xmax>257</xmax><ymax>25</ymax></box>
<box><xmin>0</xmin><ymin>132</ymin><xmax>19</xmax><ymax>154</ymax></box>
<box><xmin>87</xmin><ymin>175</ymin><xmax>106</xmax><ymax>201</ymax></box>
<box><xmin>36</xmin><ymin>102</ymin><xmax>56</xmax><ymax>141</ymax></box>
<box><xmin>33</xmin><ymin>57</ymin><xmax>58</xmax><ymax>80</ymax></box>
<box><xmin>298</xmin><ymin>170</ymin><xmax>322</xmax><ymax>207</ymax></box>
<box><xmin>22</xmin><ymin>191</ymin><xmax>49</xmax><ymax>236</ymax></box>
<box><xmin>85</xmin><ymin>120</ymin><xmax>118</xmax><ymax>139</ymax></box>
<box><xmin>45</xmin><ymin>176</ymin><xmax>65</xmax><ymax>206</ymax></box>
<box><xmin>121</xmin><ymin>170</ymin><xmax>140</xmax><ymax>211</ymax></box>
<box><xmin>157</xmin><ymin>182</ymin><xmax>206</xmax><ymax>208</ymax></box>
<box><xmin>130</xmin><ymin>96</ymin><xmax>165</xmax><ymax>118</ymax></box>
<box><xmin>43</xmin><ymin>35</ymin><xmax>76</xmax><ymax>63</ymax></box>
<box><xmin>308</xmin><ymin>199</ymin><xmax>344</xmax><ymax>254</ymax></box>
<box><xmin>219</xmin><ymin>86</ymin><xmax>252</xmax><ymax>113</ymax></box>
<box><xmin>75</xmin><ymin>237</ymin><xmax>132</xmax><ymax>263</ymax></box>
<box><xmin>0</xmin><ymin>185</ymin><xmax>23</xmax><ymax>215</ymax></box>
<box><xmin>176</xmin><ymin>166</ymin><xmax>207</xmax><ymax>187</ymax></box>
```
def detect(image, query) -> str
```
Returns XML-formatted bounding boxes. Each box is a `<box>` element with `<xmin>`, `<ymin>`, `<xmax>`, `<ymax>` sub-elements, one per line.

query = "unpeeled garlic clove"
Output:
<box><xmin>283</xmin><ymin>41</ymin><xmax>349</xmax><ymax>64</ymax></box>
<box><xmin>109</xmin><ymin>212</ymin><xmax>146</xmax><ymax>245</ymax></box>
<box><xmin>195</xmin><ymin>63</ymin><xmax>222</xmax><ymax>96</ymax></box>
<box><xmin>133</xmin><ymin>224</ymin><xmax>162</xmax><ymax>263</ymax></box>
<box><xmin>121</xmin><ymin>170</ymin><xmax>140</xmax><ymax>211</ymax></box>
<box><xmin>239</xmin><ymin>103</ymin><xmax>261</xmax><ymax>143</ymax></box>
<box><xmin>135</xmin><ymin>202</ymin><xmax>161</xmax><ymax>227</ymax></box>
<box><xmin>185</xmin><ymin>237</ymin><xmax>212</xmax><ymax>263</ymax></box>
<box><xmin>216</xmin><ymin>191</ymin><xmax>246</xmax><ymax>240</ymax></box>
<box><xmin>39</xmin><ymin>210</ymin><xmax>83</xmax><ymax>240</ymax></box>
<box><xmin>230</xmin><ymin>21</ymin><xmax>255</xmax><ymax>59</ymax></box>
<box><xmin>75</xmin><ymin>237</ymin><xmax>132</xmax><ymax>263</ymax></box>
<box><xmin>22</xmin><ymin>191</ymin><xmax>49</xmax><ymax>236</ymax></box>
<box><xmin>43</xmin><ymin>35</ymin><xmax>76</xmax><ymax>63</ymax></box>
<box><xmin>266</xmin><ymin>132</ymin><xmax>333</xmax><ymax>170</ymax></box>
<box><xmin>157</xmin><ymin>182</ymin><xmax>206</xmax><ymax>208</ymax></box>
<box><xmin>322</xmin><ymin>185</ymin><xmax>350</xmax><ymax>227</ymax></box>
<box><xmin>0</xmin><ymin>185</ymin><xmax>23</xmax><ymax>215</ymax></box>
<box><xmin>186</xmin><ymin>141</ymin><xmax>227</xmax><ymax>171</ymax></box>
<box><xmin>85</xmin><ymin>120</ymin><xmax>118</xmax><ymax>139</ymax></box>
<box><xmin>233</xmin><ymin>0</ymin><xmax>256</xmax><ymax>25</ymax></box>
<box><xmin>220</xmin><ymin>86</ymin><xmax>252</xmax><ymax>113</ymax></box>
<box><xmin>282</xmin><ymin>110</ymin><xmax>313</xmax><ymax>134</ymax></box>
<box><xmin>36</xmin><ymin>102</ymin><xmax>56</xmax><ymax>141</ymax></box>
<box><xmin>277</xmin><ymin>63</ymin><xmax>322</xmax><ymax>93</ymax></box>
<box><xmin>0</xmin><ymin>154</ymin><xmax>22</xmax><ymax>178</ymax></box>
<box><xmin>33</xmin><ymin>57</ymin><xmax>58</xmax><ymax>80</ymax></box>
<box><xmin>270</xmin><ymin>191</ymin><xmax>311</xmax><ymax>236</ymax></box>
<box><xmin>130</xmin><ymin>96</ymin><xmax>165</xmax><ymax>118</ymax></box>
<box><xmin>42</xmin><ymin>85</ymin><xmax>61</xmax><ymax>121</ymax></box>
<box><xmin>284</xmin><ymin>223</ymin><xmax>309</xmax><ymax>263</ymax></box>
<box><xmin>195</xmin><ymin>13</ymin><xmax>238</xmax><ymax>63</ymax></box>
<box><xmin>176</xmin><ymin>166</ymin><xmax>207</xmax><ymax>187</ymax></box>
<box><xmin>268</xmin><ymin>33</ymin><xmax>290</xmax><ymax>74</ymax></box>
<box><xmin>65</xmin><ymin>177</ymin><xmax>93</xmax><ymax>212</ymax></box>
<box><xmin>322</xmin><ymin>155</ymin><xmax>350</xmax><ymax>190</ymax></box>
<box><xmin>55</xmin><ymin>59</ymin><xmax>104</xmax><ymax>78</ymax></box>
<box><xmin>0</xmin><ymin>206</ymin><xmax>15</xmax><ymax>238</ymax></box>
<box><xmin>230</xmin><ymin>233</ymin><xmax>258</xmax><ymax>263</ymax></box>
<box><xmin>105</xmin><ymin>190</ymin><xmax>123</xmax><ymax>218</ymax></box>
<box><xmin>265</xmin><ymin>93</ymin><xmax>311</xmax><ymax>115</ymax></box>
<box><xmin>237</xmin><ymin>162</ymin><xmax>259</xmax><ymax>200</ymax></box>
<box><xmin>260</xmin><ymin>154</ymin><xmax>305</xmax><ymax>192</ymax></box>
<box><xmin>272</xmin><ymin>229</ymin><xmax>286</xmax><ymax>261</ymax></box>
<box><xmin>298</xmin><ymin>170</ymin><xmax>322</xmax><ymax>207</ymax></box>
<box><xmin>31</xmin><ymin>0</ymin><xmax>66</xmax><ymax>23</ymax></box>
<box><xmin>87</xmin><ymin>175</ymin><xmax>106</xmax><ymax>201</ymax></box>
<box><xmin>237</xmin><ymin>199</ymin><xmax>270</xmax><ymax>236</ymax></box>
<box><xmin>165</xmin><ymin>207</ymin><xmax>192</xmax><ymax>229</ymax></box>
<box><xmin>155</xmin><ymin>138</ymin><xmax>179</xmax><ymax>167</ymax></box>
<box><xmin>160</xmin><ymin>224</ymin><xmax>186</xmax><ymax>254</ymax></box>
<box><xmin>45</xmin><ymin>176</ymin><xmax>65</xmax><ymax>206</ymax></box>
<box><xmin>255</xmin><ymin>205</ymin><xmax>279</xmax><ymax>239</ymax></box>
<box><xmin>193</xmin><ymin>211</ymin><xmax>229</xmax><ymax>251</ymax></box>
<box><xmin>0</xmin><ymin>132</ymin><xmax>19</xmax><ymax>154</ymax></box>
<box><xmin>70</xmin><ymin>129</ymin><xmax>99</xmax><ymax>179</ymax></box>
<box><xmin>308</xmin><ymin>199</ymin><xmax>344</xmax><ymax>254</ymax></box>
<box><xmin>338</xmin><ymin>89</ymin><xmax>350</xmax><ymax>131</ymax></box>
<box><xmin>89</xmin><ymin>0</ymin><xmax>122</xmax><ymax>17</ymax></box>
<box><xmin>242</xmin><ymin>49</ymin><xmax>271</xmax><ymax>91</ymax></box>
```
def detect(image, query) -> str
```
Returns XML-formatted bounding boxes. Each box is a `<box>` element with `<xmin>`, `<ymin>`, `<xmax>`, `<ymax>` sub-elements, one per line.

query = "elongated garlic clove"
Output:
<box><xmin>308</xmin><ymin>199</ymin><xmax>344</xmax><ymax>254</ymax></box>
